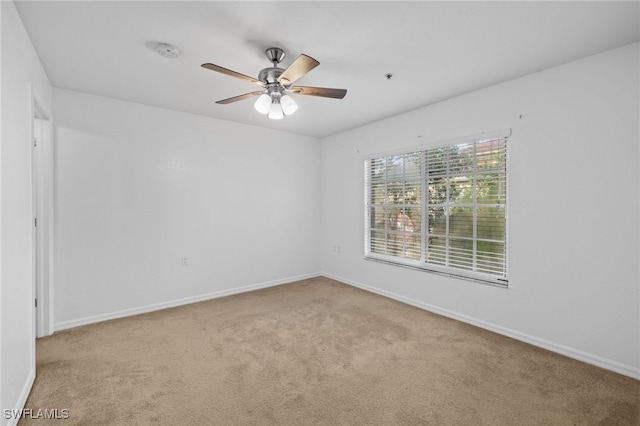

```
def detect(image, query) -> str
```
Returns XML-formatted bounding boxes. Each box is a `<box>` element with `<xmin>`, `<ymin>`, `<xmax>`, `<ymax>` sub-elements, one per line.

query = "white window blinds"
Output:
<box><xmin>365</xmin><ymin>132</ymin><xmax>509</xmax><ymax>286</ymax></box>
<box><xmin>367</xmin><ymin>152</ymin><xmax>423</xmax><ymax>261</ymax></box>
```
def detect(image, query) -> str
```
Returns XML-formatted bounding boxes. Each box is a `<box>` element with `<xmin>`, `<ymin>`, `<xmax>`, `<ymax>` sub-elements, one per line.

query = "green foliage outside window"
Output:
<box><xmin>366</xmin><ymin>137</ymin><xmax>507</xmax><ymax>279</ymax></box>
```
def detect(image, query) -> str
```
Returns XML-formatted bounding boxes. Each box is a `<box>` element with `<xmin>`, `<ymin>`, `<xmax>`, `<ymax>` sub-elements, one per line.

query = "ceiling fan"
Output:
<box><xmin>201</xmin><ymin>47</ymin><xmax>347</xmax><ymax>120</ymax></box>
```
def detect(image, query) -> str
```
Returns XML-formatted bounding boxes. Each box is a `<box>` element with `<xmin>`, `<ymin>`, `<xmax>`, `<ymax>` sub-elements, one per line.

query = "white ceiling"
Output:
<box><xmin>15</xmin><ymin>1</ymin><xmax>640</xmax><ymax>138</ymax></box>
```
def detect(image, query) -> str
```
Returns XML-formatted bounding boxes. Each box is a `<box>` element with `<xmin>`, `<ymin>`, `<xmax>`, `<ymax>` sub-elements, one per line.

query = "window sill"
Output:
<box><xmin>364</xmin><ymin>255</ymin><xmax>509</xmax><ymax>288</ymax></box>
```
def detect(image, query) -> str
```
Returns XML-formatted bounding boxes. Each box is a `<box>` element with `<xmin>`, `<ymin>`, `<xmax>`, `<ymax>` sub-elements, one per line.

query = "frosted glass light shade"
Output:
<box><xmin>280</xmin><ymin>95</ymin><xmax>298</xmax><ymax>115</ymax></box>
<box><xmin>254</xmin><ymin>93</ymin><xmax>271</xmax><ymax>114</ymax></box>
<box><xmin>268</xmin><ymin>102</ymin><xmax>284</xmax><ymax>120</ymax></box>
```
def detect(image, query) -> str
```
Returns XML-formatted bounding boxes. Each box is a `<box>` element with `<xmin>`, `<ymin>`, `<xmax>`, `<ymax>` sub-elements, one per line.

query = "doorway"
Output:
<box><xmin>31</xmin><ymin>89</ymin><xmax>53</xmax><ymax>338</ymax></box>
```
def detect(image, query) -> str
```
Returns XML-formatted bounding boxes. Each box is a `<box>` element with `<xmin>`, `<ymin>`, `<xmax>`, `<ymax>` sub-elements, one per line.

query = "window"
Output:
<box><xmin>365</xmin><ymin>131</ymin><xmax>509</xmax><ymax>286</ymax></box>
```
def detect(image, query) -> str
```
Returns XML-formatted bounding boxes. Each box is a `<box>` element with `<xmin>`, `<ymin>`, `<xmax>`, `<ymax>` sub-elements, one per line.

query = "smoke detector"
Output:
<box><xmin>154</xmin><ymin>43</ymin><xmax>180</xmax><ymax>59</ymax></box>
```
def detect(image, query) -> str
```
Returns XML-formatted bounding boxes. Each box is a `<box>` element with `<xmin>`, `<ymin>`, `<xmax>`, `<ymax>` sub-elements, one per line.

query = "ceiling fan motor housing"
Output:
<box><xmin>258</xmin><ymin>67</ymin><xmax>286</xmax><ymax>86</ymax></box>
<box><xmin>260</xmin><ymin>47</ymin><xmax>289</xmax><ymax>92</ymax></box>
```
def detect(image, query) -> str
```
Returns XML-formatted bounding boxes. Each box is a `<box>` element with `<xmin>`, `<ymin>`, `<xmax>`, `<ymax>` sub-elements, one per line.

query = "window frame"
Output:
<box><xmin>364</xmin><ymin>130</ymin><xmax>510</xmax><ymax>287</ymax></box>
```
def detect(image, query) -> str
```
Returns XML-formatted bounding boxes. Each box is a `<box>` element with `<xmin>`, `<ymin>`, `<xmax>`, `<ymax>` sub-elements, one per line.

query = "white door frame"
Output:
<box><xmin>30</xmin><ymin>83</ymin><xmax>54</xmax><ymax>339</ymax></box>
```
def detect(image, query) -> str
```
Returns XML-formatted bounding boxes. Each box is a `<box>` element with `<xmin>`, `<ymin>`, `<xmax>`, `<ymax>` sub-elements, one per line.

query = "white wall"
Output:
<box><xmin>0</xmin><ymin>1</ymin><xmax>52</xmax><ymax>424</ymax></box>
<box><xmin>320</xmin><ymin>43</ymin><xmax>640</xmax><ymax>378</ymax></box>
<box><xmin>53</xmin><ymin>89</ymin><xmax>321</xmax><ymax>329</ymax></box>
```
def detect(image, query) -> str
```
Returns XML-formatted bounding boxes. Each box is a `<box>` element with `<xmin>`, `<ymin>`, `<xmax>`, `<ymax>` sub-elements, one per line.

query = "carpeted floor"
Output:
<box><xmin>21</xmin><ymin>277</ymin><xmax>639</xmax><ymax>425</ymax></box>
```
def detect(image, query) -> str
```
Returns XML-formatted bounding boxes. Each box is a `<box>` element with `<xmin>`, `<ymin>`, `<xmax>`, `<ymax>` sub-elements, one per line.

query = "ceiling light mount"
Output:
<box><xmin>264</xmin><ymin>47</ymin><xmax>286</xmax><ymax>66</ymax></box>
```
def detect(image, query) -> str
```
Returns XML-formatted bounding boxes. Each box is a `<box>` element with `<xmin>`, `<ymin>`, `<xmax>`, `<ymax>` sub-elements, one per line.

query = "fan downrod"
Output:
<box><xmin>258</xmin><ymin>48</ymin><xmax>287</xmax><ymax>85</ymax></box>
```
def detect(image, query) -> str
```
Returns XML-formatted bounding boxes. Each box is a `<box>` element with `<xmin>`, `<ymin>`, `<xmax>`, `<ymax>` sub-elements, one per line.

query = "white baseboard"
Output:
<box><xmin>4</xmin><ymin>370</ymin><xmax>35</xmax><ymax>426</ymax></box>
<box><xmin>54</xmin><ymin>272</ymin><xmax>321</xmax><ymax>332</ymax></box>
<box><xmin>322</xmin><ymin>272</ymin><xmax>640</xmax><ymax>381</ymax></box>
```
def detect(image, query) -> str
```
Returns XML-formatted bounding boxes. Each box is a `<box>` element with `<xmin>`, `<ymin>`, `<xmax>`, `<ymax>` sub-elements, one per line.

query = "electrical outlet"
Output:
<box><xmin>181</xmin><ymin>256</ymin><xmax>189</xmax><ymax>266</ymax></box>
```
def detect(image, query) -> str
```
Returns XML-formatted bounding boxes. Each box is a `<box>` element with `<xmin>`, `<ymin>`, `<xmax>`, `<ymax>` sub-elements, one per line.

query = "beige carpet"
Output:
<box><xmin>21</xmin><ymin>277</ymin><xmax>639</xmax><ymax>425</ymax></box>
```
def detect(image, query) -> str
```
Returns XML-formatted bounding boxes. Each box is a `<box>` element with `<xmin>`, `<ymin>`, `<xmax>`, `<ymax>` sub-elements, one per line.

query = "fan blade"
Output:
<box><xmin>201</xmin><ymin>63</ymin><xmax>264</xmax><ymax>87</ymax></box>
<box><xmin>216</xmin><ymin>91</ymin><xmax>264</xmax><ymax>105</ymax></box>
<box><xmin>278</xmin><ymin>54</ymin><xmax>320</xmax><ymax>86</ymax></box>
<box><xmin>291</xmin><ymin>86</ymin><xmax>347</xmax><ymax>99</ymax></box>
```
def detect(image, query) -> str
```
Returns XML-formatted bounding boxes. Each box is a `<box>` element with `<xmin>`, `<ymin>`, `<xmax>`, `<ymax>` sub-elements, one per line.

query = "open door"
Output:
<box><xmin>31</xmin><ymin>91</ymin><xmax>54</xmax><ymax>340</ymax></box>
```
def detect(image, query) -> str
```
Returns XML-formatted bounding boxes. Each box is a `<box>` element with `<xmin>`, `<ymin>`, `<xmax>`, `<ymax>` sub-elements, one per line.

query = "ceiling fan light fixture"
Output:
<box><xmin>254</xmin><ymin>93</ymin><xmax>271</xmax><ymax>114</ymax></box>
<box><xmin>268</xmin><ymin>97</ymin><xmax>284</xmax><ymax>120</ymax></box>
<box><xmin>280</xmin><ymin>94</ymin><xmax>298</xmax><ymax>115</ymax></box>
